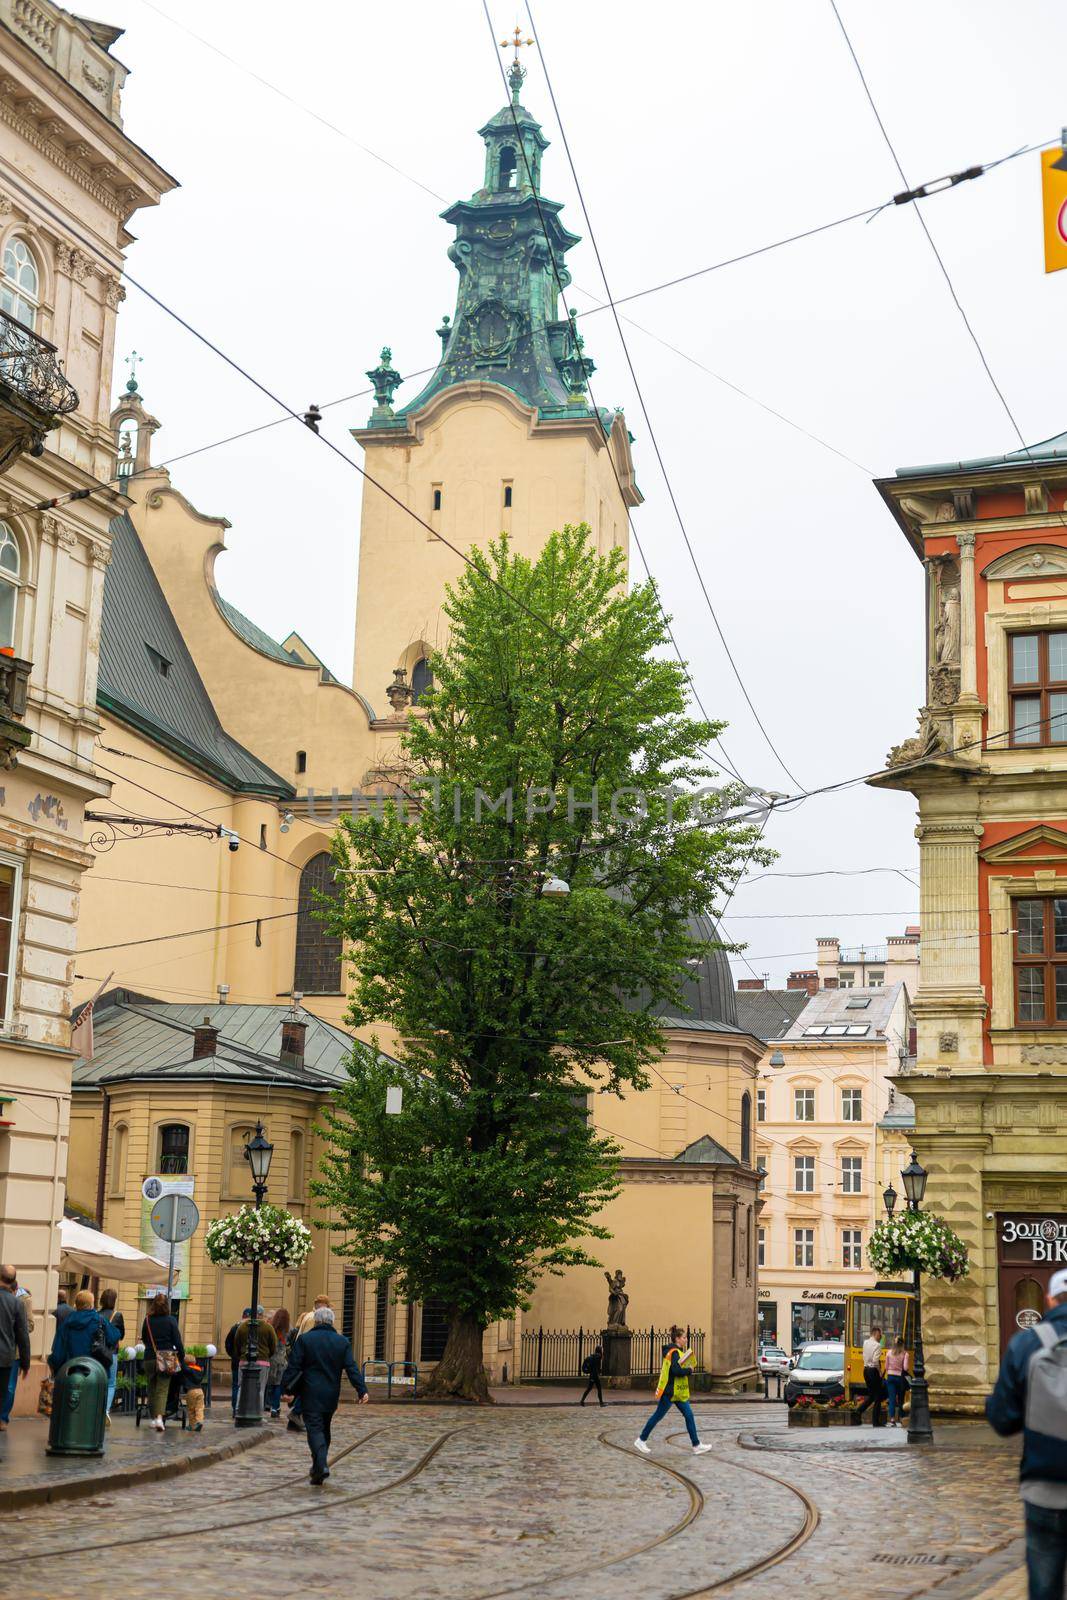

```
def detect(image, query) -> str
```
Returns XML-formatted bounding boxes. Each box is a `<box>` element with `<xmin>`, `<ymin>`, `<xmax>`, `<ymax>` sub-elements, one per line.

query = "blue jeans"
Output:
<box><xmin>266</xmin><ymin>1382</ymin><xmax>282</xmax><ymax>1414</ymax></box>
<box><xmin>106</xmin><ymin>1358</ymin><xmax>117</xmax><ymax>1415</ymax></box>
<box><xmin>0</xmin><ymin>1362</ymin><xmax>17</xmax><ymax>1423</ymax></box>
<box><xmin>639</xmin><ymin>1396</ymin><xmax>700</xmax><ymax>1446</ymax></box>
<box><xmin>1025</xmin><ymin>1503</ymin><xmax>1067</xmax><ymax>1600</ymax></box>
<box><xmin>885</xmin><ymin>1374</ymin><xmax>906</xmax><ymax>1423</ymax></box>
<box><xmin>230</xmin><ymin>1365</ymin><xmax>239</xmax><ymax>1414</ymax></box>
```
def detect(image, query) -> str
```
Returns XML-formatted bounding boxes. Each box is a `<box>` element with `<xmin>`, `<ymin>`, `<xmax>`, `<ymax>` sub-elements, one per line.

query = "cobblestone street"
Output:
<box><xmin>4</xmin><ymin>1402</ymin><xmax>1031</xmax><ymax>1599</ymax></box>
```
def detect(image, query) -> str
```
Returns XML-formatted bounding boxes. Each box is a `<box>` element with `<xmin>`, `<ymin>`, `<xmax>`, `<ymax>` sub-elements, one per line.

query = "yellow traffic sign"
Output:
<box><xmin>1041</xmin><ymin>147</ymin><xmax>1067</xmax><ymax>273</ymax></box>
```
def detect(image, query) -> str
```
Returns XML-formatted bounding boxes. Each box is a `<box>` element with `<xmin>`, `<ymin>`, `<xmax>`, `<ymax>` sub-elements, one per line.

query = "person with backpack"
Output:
<box><xmin>987</xmin><ymin>1266</ymin><xmax>1067</xmax><ymax>1600</ymax></box>
<box><xmin>633</xmin><ymin>1326</ymin><xmax>712</xmax><ymax>1456</ymax></box>
<box><xmin>579</xmin><ymin>1343</ymin><xmax>604</xmax><ymax>1407</ymax></box>
<box><xmin>99</xmin><ymin>1286</ymin><xmax>124</xmax><ymax>1422</ymax></box>
<box><xmin>48</xmin><ymin>1289</ymin><xmax>119</xmax><ymax>1375</ymax></box>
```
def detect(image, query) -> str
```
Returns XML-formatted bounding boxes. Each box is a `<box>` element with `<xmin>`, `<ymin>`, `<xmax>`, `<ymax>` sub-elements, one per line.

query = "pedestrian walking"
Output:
<box><xmin>287</xmin><ymin>1295</ymin><xmax>332</xmax><ymax>1431</ymax></box>
<box><xmin>49</xmin><ymin>1289</ymin><xmax>119</xmax><ymax>1375</ymax></box>
<box><xmin>99</xmin><ymin>1287</ymin><xmax>124</xmax><ymax>1422</ymax></box>
<box><xmin>266</xmin><ymin>1308</ymin><xmax>291</xmax><ymax>1418</ymax></box>
<box><xmin>0</xmin><ymin>1263</ymin><xmax>30</xmax><ymax>1432</ymax></box>
<box><xmin>579</xmin><ymin>1343</ymin><xmax>605</xmax><ymax>1407</ymax></box>
<box><xmin>140</xmin><ymin>1292</ymin><xmax>185</xmax><ymax>1432</ymax></box>
<box><xmin>224</xmin><ymin>1312</ymin><xmax>244</xmax><ymax>1413</ymax></box>
<box><xmin>987</xmin><ymin>1267</ymin><xmax>1067</xmax><ymax>1600</ymax></box>
<box><xmin>178</xmin><ymin>1355</ymin><xmax>207</xmax><ymax>1432</ymax></box>
<box><xmin>856</xmin><ymin>1324</ymin><xmax>886</xmax><ymax>1427</ymax></box>
<box><xmin>885</xmin><ymin>1336</ymin><xmax>910</xmax><ymax>1427</ymax></box>
<box><xmin>280</xmin><ymin>1305</ymin><xmax>368</xmax><ymax>1484</ymax></box>
<box><xmin>51</xmin><ymin>1288</ymin><xmax>72</xmax><ymax>1327</ymax></box>
<box><xmin>633</xmin><ymin>1326</ymin><xmax>712</xmax><ymax>1456</ymax></box>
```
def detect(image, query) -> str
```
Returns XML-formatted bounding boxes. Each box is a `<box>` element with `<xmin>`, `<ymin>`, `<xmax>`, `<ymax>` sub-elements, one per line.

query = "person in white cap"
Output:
<box><xmin>987</xmin><ymin>1265</ymin><xmax>1067</xmax><ymax>1600</ymax></box>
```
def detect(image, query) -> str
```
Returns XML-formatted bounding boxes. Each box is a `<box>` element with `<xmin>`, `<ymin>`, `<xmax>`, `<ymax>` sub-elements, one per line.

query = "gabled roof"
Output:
<box><xmin>673</xmin><ymin>1133</ymin><xmax>739</xmax><ymax>1167</ymax></box>
<box><xmin>734</xmin><ymin>988</ymin><xmax>809</xmax><ymax>1042</ymax></box>
<box><xmin>70</xmin><ymin>992</ymin><xmax>381</xmax><ymax>1090</ymax></box>
<box><xmin>99</xmin><ymin>515</ymin><xmax>293</xmax><ymax>798</ymax></box>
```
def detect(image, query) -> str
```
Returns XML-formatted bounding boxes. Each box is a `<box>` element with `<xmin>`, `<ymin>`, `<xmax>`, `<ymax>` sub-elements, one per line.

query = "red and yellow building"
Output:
<box><xmin>873</xmin><ymin>435</ymin><xmax>1067</xmax><ymax>1411</ymax></box>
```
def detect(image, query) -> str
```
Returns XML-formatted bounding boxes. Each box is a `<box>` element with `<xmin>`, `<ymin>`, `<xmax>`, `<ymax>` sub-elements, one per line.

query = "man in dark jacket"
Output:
<box><xmin>579</xmin><ymin>1344</ymin><xmax>604</xmax><ymax>1407</ymax></box>
<box><xmin>987</xmin><ymin>1267</ymin><xmax>1067</xmax><ymax>1600</ymax></box>
<box><xmin>49</xmin><ymin>1290</ymin><xmax>119</xmax><ymax>1373</ymax></box>
<box><xmin>0</xmin><ymin>1264</ymin><xmax>30</xmax><ymax>1430</ymax></box>
<box><xmin>281</xmin><ymin>1305</ymin><xmax>368</xmax><ymax>1483</ymax></box>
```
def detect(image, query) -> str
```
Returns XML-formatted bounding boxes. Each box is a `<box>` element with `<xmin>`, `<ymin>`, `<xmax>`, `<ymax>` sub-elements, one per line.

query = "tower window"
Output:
<box><xmin>411</xmin><ymin>657</ymin><xmax>433</xmax><ymax>704</ymax></box>
<box><xmin>294</xmin><ymin>851</ymin><xmax>343</xmax><ymax>993</ymax></box>
<box><xmin>498</xmin><ymin>146</ymin><xmax>517</xmax><ymax>189</ymax></box>
<box><xmin>432</xmin><ymin>487</ymin><xmax>442</xmax><ymax>512</ymax></box>
<box><xmin>296</xmin><ymin>750</ymin><xmax>307</xmax><ymax>774</ymax></box>
<box><xmin>503</xmin><ymin>484</ymin><xmax>512</xmax><ymax>508</ymax></box>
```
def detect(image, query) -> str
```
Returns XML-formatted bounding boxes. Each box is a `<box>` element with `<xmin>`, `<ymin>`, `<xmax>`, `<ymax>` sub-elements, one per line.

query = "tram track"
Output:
<box><xmin>12</xmin><ymin>1427</ymin><xmax>459</xmax><ymax>1566</ymax></box>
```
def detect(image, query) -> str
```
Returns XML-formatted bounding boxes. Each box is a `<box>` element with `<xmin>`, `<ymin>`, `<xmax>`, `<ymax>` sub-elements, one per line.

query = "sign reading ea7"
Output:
<box><xmin>1040</xmin><ymin>146</ymin><xmax>1067</xmax><ymax>273</ymax></box>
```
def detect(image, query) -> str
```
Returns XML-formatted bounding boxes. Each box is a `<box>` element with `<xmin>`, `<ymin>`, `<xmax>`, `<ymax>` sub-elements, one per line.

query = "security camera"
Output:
<box><xmin>280</xmin><ymin>810</ymin><xmax>294</xmax><ymax>834</ymax></box>
<box><xmin>220</xmin><ymin>828</ymin><xmax>239</xmax><ymax>853</ymax></box>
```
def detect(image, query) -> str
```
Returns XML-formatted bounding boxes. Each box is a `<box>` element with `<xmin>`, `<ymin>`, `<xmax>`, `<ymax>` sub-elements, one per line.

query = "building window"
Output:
<box><xmin>1</xmin><ymin>238</ymin><xmax>39</xmax><ymax>329</ymax></box>
<box><xmin>838</xmin><ymin>971</ymin><xmax>855</xmax><ymax>988</ymax></box>
<box><xmin>841</xmin><ymin>1155</ymin><xmax>863</xmax><ymax>1194</ymax></box>
<box><xmin>158</xmin><ymin>1123</ymin><xmax>189</xmax><ymax>1174</ymax></box>
<box><xmin>1009</xmin><ymin>631</ymin><xmax>1067</xmax><ymax>746</ymax></box>
<box><xmin>410</xmin><ymin>657</ymin><xmax>433</xmax><ymax>704</ymax></box>
<box><xmin>841</xmin><ymin>1088</ymin><xmax>862</xmax><ymax>1122</ymax></box>
<box><xmin>756</xmin><ymin>1087</ymin><xmax>766</xmax><ymax>1122</ymax></box>
<box><xmin>740</xmin><ymin>1091</ymin><xmax>752</xmax><ymax>1164</ymax></box>
<box><xmin>295</xmin><ymin>749</ymin><xmax>307</xmax><ymax>774</ymax></box>
<box><xmin>1013</xmin><ymin>896</ymin><xmax>1067</xmax><ymax>1024</ymax></box>
<box><xmin>288</xmin><ymin>1127</ymin><xmax>305</xmax><ymax>1201</ymax></box>
<box><xmin>144</xmin><ymin>643</ymin><xmax>170</xmax><ymax>677</ymax></box>
<box><xmin>108</xmin><ymin>1123</ymin><xmax>128</xmax><ymax>1198</ymax></box>
<box><xmin>757</xmin><ymin>1226</ymin><xmax>766</xmax><ymax>1268</ymax></box>
<box><xmin>341</xmin><ymin>1271</ymin><xmax>359</xmax><ymax>1348</ymax></box>
<box><xmin>259</xmin><ymin>824</ymin><xmax>267</xmax><ymax>850</ymax></box>
<box><xmin>498</xmin><ymin>145</ymin><xmax>517</xmax><ymax>189</ymax></box>
<box><xmin>503</xmin><ymin>482</ymin><xmax>513</xmax><ymax>508</ymax></box>
<box><xmin>0</xmin><ymin>859</ymin><xmax>17</xmax><ymax>1017</ymax></box>
<box><xmin>756</xmin><ymin>1156</ymin><xmax>767</xmax><ymax>1193</ymax></box>
<box><xmin>867</xmin><ymin>970</ymin><xmax>884</xmax><ymax>986</ymax></box>
<box><xmin>794</xmin><ymin>1227</ymin><xmax>814</xmax><ymax>1268</ymax></box>
<box><xmin>432</xmin><ymin>486</ymin><xmax>442</xmax><ymax>512</ymax></box>
<box><xmin>294</xmin><ymin>852</ymin><xmax>343</xmax><ymax>994</ymax></box>
<box><xmin>793</xmin><ymin>1154</ymin><xmax>815</xmax><ymax>1193</ymax></box>
<box><xmin>225</xmin><ymin>1123</ymin><xmax>255</xmax><ymax>1196</ymax></box>
<box><xmin>373</xmin><ymin>1279</ymin><xmax>390</xmax><ymax>1361</ymax></box>
<box><xmin>420</xmin><ymin>1298</ymin><xmax>450</xmax><ymax>1361</ymax></box>
<box><xmin>843</xmin><ymin>1229</ymin><xmax>863</xmax><ymax>1269</ymax></box>
<box><xmin>794</xmin><ymin>1088</ymin><xmax>815</xmax><ymax>1122</ymax></box>
<box><xmin>0</xmin><ymin>523</ymin><xmax>19</xmax><ymax>652</ymax></box>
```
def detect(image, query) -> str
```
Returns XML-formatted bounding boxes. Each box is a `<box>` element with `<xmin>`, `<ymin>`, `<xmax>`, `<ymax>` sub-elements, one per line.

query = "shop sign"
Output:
<box><xmin>757</xmin><ymin>1289</ymin><xmax>772</xmax><ymax>1299</ymax></box>
<box><xmin>799</xmin><ymin>1290</ymin><xmax>845</xmax><ymax>1302</ymax></box>
<box><xmin>1000</xmin><ymin>1216</ymin><xmax>1067</xmax><ymax>1264</ymax></box>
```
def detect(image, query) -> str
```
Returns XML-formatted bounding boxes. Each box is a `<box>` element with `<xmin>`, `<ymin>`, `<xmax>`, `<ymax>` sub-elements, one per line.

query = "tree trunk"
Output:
<box><xmin>422</xmin><ymin>1312</ymin><xmax>491</xmax><ymax>1402</ymax></box>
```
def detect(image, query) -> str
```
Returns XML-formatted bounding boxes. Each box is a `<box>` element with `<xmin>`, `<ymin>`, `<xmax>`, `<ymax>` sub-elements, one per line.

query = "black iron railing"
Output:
<box><xmin>520</xmin><ymin>1325</ymin><xmax>706</xmax><ymax>1381</ymax></box>
<box><xmin>0</xmin><ymin>308</ymin><xmax>78</xmax><ymax>417</ymax></box>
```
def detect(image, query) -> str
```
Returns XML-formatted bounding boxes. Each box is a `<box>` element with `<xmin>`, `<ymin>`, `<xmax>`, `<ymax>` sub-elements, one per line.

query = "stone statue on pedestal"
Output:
<box><xmin>604</xmin><ymin>1269</ymin><xmax>629</xmax><ymax>1329</ymax></box>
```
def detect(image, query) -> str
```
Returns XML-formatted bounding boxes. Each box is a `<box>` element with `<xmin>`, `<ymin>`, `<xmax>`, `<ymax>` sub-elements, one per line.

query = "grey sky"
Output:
<box><xmin>101</xmin><ymin>0</ymin><xmax>1067</xmax><ymax>982</ymax></box>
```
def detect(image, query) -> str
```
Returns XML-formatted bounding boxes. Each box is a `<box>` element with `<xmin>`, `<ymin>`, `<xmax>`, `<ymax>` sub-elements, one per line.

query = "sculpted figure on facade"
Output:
<box><xmin>604</xmin><ymin>1268</ymin><xmax>629</xmax><ymax>1328</ymax></box>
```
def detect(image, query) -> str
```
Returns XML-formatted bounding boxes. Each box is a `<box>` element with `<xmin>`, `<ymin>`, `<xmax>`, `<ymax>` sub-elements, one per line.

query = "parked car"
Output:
<box><xmin>758</xmin><ymin>1345</ymin><xmax>792</xmax><ymax>1377</ymax></box>
<box><xmin>784</xmin><ymin>1341</ymin><xmax>845</xmax><ymax>1407</ymax></box>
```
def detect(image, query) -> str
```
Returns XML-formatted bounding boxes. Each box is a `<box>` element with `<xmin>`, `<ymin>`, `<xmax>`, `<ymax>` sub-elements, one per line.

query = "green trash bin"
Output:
<box><xmin>47</xmin><ymin>1357</ymin><xmax>107</xmax><ymax>1456</ymax></box>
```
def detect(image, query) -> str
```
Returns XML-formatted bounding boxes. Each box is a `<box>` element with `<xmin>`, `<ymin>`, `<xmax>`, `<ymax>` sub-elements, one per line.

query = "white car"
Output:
<box><xmin>784</xmin><ymin>1341</ymin><xmax>845</xmax><ymax>1407</ymax></box>
<box><xmin>758</xmin><ymin>1345</ymin><xmax>792</xmax><ymax>1376</ymax></box>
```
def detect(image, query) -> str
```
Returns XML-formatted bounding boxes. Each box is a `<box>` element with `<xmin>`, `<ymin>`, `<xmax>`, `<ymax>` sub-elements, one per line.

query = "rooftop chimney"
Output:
<box><xmin>737</xmin><ymin>977</ymin><xmax>767</xmax><ymax>990</ymax></box>
<box><xmin>787</xmin><ymin>970</ymin><xmax>819</xmax><ymax>996</ymax></box>
<box><xmin>192</xmin><ymin>1015</ymin><xmax>219</xmax><ymax>1058</ymax></box>
<box><xmin>280</xmin><ymin>1015</ymin><xmax>307</xmax><ymax>1070</ymax></box>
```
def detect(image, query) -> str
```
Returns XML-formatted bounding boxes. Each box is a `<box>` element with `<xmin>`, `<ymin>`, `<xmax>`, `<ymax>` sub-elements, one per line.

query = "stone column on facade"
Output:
<box><xmin>956</xmin><ymin>531</ymin><xmax>979</xmax><ymax>704</ymax></box>
<box><xmin>911</xmin><ymin>1119</ymin><xmax>991</xmax><ymax>1412</ymax></box>
<box><xmin>915</xmin><ymin>819</ymin><xmax>984</xmax><ymax>994</ymax></box>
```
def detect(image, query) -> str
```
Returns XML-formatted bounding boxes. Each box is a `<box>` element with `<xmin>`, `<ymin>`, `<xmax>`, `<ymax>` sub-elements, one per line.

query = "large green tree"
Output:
<box><xmin>314</xmin><ymin>527</ymin><xmax>769</xmax><ymax>1399</ymax></box>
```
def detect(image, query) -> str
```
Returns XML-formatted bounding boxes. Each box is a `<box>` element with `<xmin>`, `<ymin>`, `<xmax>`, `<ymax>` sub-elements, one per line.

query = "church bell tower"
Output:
<box><xmin>351</xmin><ymin>44</ymin><xmax>641</xmax><ymax>713</ymax></box>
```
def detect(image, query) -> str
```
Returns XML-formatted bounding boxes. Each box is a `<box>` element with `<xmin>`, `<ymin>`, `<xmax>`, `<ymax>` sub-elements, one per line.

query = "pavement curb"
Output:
<box><xmin>0</xmin><ymin>1424</ymin><xmax>274</xmax><ymax>1511</ymax></box>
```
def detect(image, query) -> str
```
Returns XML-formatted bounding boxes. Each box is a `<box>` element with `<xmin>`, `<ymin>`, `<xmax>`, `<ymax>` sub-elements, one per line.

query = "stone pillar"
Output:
<box><xmin>601</xmin><ymin>1327</ymin><xmax>632</xmax><ymax>1386</ymax></box>
<box><xmin>956</xmin><ymin>531</ymin><xmax>979</xmax><ymax>703</ymax></box>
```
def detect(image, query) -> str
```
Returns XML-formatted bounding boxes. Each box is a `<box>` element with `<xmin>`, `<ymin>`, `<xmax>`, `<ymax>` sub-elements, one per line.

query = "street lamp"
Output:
<box><xmin>234</xmin><ymin>1120</ymin><xmax>273</xmax><ymax>1428</ymax></box>
<box><xmin>900</xmin><ymin>1150</ymin><xmax>933</xmax><ymax>1445</ymax></box>
<box><xmin>883</xmin><ymin>1182</ymin><xmax>898</xmax><ymax>1217</ymax></box>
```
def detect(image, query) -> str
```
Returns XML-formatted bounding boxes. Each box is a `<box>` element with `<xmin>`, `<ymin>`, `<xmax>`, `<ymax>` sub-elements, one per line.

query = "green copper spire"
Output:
<box><xmin>365</xmin><ymin>62</ymin><xmax>599</xmax><ymax>428</ymax></box>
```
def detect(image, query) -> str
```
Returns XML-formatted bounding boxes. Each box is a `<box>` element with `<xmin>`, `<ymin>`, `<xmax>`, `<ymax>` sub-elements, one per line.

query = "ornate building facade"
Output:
<box><xmin>874</xmin><ymin>434</ymin><xmax>1067</xmax><ymax>1410</ymax></box>
<box><xmin>0</xmin><ymin>0</ymin><xmax>172</xmax><ymax>1368</ymax></box>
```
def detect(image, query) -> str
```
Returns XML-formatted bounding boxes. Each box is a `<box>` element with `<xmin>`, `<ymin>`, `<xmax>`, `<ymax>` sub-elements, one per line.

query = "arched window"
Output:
<box><xmin>294</xmin><ymin>852</ymin><xmax>343</xmax><ymax>994</ymax></box>
<box><xmin>158</xmin><ymin>1122</ymin><xmax>189</xmax><ymax>1174</ymax></box>
<box><xmin>411</xmin><ymin>657</ymin><xmax>433</xmax><ymax>704</ymax></box>
<box><xmin>108</xmin><ymin>1123</ymin><xmax>128</xmax><ymax>1198</ymax></box>
<box><xmin>116</xmin><ymin>417</ymin><xmax>138</xmax><ymax>477</ymax></box>
<box><xmin>1</xmin><ymin>238</ymin><xmax>39</xmax><ymax>329</ymax></box>
<box><xmin>288</xmin><ymin>1126</ymin><xmax>305</xmax><ymax>1201</ymax></box>
<box><xmin>498</xmin><ymin>145</ymin><xmax>517</xmax><ymax>189</ymax></box>
<box><xmin>740</xmin><ymin>1091</ymin><xmax>752</xmax><ymax>1166</ymax></box>
<box><xmin>224</xmin><ymin>1122</ymin><xmax>255</xmax><ymax>1198</ymax></box>
<box><xmin>0</xmin><ymin>522</ymin><xmax>20</xmax><ymax>652</ymax></box>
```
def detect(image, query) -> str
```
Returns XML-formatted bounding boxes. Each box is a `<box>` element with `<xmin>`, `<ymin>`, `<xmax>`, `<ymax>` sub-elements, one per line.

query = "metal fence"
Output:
<box><xmin>519</xmin><ymin>1326</ymin><xmax>706</xmax><ymax>1382</ymax></box>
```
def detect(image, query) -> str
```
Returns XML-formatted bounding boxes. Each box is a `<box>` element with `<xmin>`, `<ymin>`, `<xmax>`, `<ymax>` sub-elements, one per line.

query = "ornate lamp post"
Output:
<box><xmin>900</xmin><ymin>1152</ymin><xmax>933</xmax><ymax>1445</ymax></box>
<box><xmin>882</xmin><ymin>1182</ymin><xmax>898</xmax><ymax>1217</ymax></box>
<box><xmin>234</xmin><ymin>1121</ymin><xmax>273</xmax><ymax>1428</ymax></box>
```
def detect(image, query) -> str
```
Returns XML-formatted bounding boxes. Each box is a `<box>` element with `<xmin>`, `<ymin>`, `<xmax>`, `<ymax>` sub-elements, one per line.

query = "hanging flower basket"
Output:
<box><xmin>204</xmin><ymin>1204</ymin><xmax>313</xmax><ymax>1269</ymax></box>
<box><xmin>867</xmin><ymin>1209</ymin><xmax>969</xmax><ymax>1282</ymax></box>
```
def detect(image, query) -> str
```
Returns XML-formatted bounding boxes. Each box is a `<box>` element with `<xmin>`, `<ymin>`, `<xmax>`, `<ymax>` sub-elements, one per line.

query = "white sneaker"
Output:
<box><xmin>693</xmin><ymin>1443</ymin><xmax>713</xmax><ymax>1454</ymax></box>
<box><xmin>633</xmin><ymin>1438</ymin><xmax>651</xmax><ymax>1454</ymax></box>
<box><xmin>152</xmin><ymin>1417</ymin><xmax>164</xmax><ymax>1431</ymax></box>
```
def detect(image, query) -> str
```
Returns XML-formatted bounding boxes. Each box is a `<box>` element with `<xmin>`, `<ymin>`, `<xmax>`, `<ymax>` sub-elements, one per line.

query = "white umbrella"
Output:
<box><xmin>57</xmin><ymin>1216</ymin><xmax>168</xmax><ymax>1282</ymax></box>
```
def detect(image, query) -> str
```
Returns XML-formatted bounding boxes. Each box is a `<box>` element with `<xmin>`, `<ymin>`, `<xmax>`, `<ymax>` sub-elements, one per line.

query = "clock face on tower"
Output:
<box><xmin>468</xmin><ymin>298</ymin><xmax>520</xmax><ymax>364</ymax></box>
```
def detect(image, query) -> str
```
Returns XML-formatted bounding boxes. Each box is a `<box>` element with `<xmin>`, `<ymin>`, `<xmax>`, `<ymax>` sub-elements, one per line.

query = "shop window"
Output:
<box><xmin>794</xmin><ymin>1228</ymin><xmax>814</xmax><ymax>1268</ymax></box>
<box><xmin>108</xmin><ymin>1122</ymin><xmax>128</xmax><ymax>1197</ymax></box>
<box><xmin>794</xmin><ymin>1088</ymin><xmax>814</xmax><ymax>1122</ymax></box>
<box><xmin>1009</xmin><ymin>631</ymin><xmax>1067</xmax><ymax>746</ymax></box>
<box><xmin>843</xmin><ymin>1228</ymin><xmax>863</xmax><ymax>1268</ymax></box>
<box><xmin>294</xmin><ymin>852</ymin><xmax>343</xmax><ymax>994</ymax></box>
<box><xmin>841</xmin><ymin>1155</ymin><xmax>863</xmax><ymax>1194</ymax></box>
<box><xmin>793</xmin><ymin>1154</ymin><xmax>815</xmax><ymax>1193</ymax></box>
<box><xmin>158</xmin><ymin>1122</ymin><xmax>189</xmax><ymax>1174</ymax></box>
<box><xmin>1014</xmin><ymin>896</ymin><xmax>1067</xmax><ymax>1024</ymax></box>
<box><xmin>841</xmin><ymin>1087</ymin><xmax>862</xmax><ymax>1122</ymax></box>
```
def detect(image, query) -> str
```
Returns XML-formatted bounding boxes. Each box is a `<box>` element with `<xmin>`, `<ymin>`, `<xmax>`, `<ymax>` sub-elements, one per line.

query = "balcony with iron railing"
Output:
<box><xmin>0</xmin><ymin>308</ymin><xmax>79</xmax><ymax>472</ymax></box>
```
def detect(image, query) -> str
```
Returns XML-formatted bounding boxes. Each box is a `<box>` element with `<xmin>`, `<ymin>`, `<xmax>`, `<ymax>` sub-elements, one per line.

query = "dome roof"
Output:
<box><xmin>625</xmin><ymin>913</ymin><xmax>739</xmax><ymax>1033</ymax></box>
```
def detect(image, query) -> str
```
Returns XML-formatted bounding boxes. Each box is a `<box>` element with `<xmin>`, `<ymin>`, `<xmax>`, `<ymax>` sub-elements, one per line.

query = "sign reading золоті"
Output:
<box><xmin>1000</xmin><ymin>1215</ymin><xmax>1067</xmax><ymax>1264</ymax></box>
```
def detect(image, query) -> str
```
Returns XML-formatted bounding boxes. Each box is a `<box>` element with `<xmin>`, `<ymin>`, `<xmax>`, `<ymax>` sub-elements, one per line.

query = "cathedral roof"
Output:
<box><xmin>626</xmin><ymin>913</ymin><xmax>745</xmax><ymax>1035</ymax></box>
<box><xmin>98</xmin><ymin>513</ymin><xmax>294</xmax><ymax>797</ymax></box>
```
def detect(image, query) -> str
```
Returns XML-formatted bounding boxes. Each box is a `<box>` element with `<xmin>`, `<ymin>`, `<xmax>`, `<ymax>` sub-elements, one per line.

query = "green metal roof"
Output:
<box><xmin>673</xmin><ymin>1133</ymin><xmax>739</xmax><ymax>1166</ymax></box>
<box><xmin>213</xmin><ymin>593</ymin><xmax>306</xmax><ymax>666</ymax></box>
<box><xmin>894</xmin><ymin>428</ymin><xmax>1067</xmax><ymax>479</ymax></box>
<box><xmin>70</xmin><ymin>993</ymin><xmax>383</xmax><ymax>1090</ymax></box>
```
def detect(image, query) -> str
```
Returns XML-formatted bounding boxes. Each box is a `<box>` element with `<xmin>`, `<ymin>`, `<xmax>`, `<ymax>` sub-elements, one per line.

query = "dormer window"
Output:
<box><xmin>498</xmin><ymin>145</ymin><xmax>517</xmax><ymax>189</ymax></box>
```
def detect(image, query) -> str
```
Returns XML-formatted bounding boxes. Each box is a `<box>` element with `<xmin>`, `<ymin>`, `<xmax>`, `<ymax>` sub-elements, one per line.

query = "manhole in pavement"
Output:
<box><xmin>872</xmin><ymin>1553</ymin><xmax>975</xmax><ymax>1568</ymax></box>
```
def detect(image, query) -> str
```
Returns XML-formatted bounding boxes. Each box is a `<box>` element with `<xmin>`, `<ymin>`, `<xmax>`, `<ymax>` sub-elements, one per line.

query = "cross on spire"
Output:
<box><xmin>500</xmin><ymin>24</ymin><xmax>534</xmax><ymax>102</ymax></box>
<box><xmin>124</xmin><ymin>349</ymin><xmax>142</xmax><ymax>395</ymax></box>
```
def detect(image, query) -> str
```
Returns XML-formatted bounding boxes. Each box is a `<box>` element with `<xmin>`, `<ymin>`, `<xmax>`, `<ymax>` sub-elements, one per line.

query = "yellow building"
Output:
<box><xmin>66</xmin><ymin>65</ymin><xmax>762</xmax><ymax>1387</ymax></box>
<box><xmin>0</xmin><ymin>0</ymin><xmax>172</xmax><ymax>1364</ymax></box>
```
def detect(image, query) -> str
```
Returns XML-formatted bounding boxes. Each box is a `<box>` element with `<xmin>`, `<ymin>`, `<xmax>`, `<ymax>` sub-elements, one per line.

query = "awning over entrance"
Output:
<box><xmin>57</xmin><ymin>1216</ymin><xmax>167</xmax><ymax>1282</ymax></box>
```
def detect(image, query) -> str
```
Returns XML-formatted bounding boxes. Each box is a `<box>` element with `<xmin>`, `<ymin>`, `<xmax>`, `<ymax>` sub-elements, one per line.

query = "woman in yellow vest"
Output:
<box><xmin>634</xmin><ymin>1325</ymin><xmax>712</xmax><ymax>1456</ymax></box>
